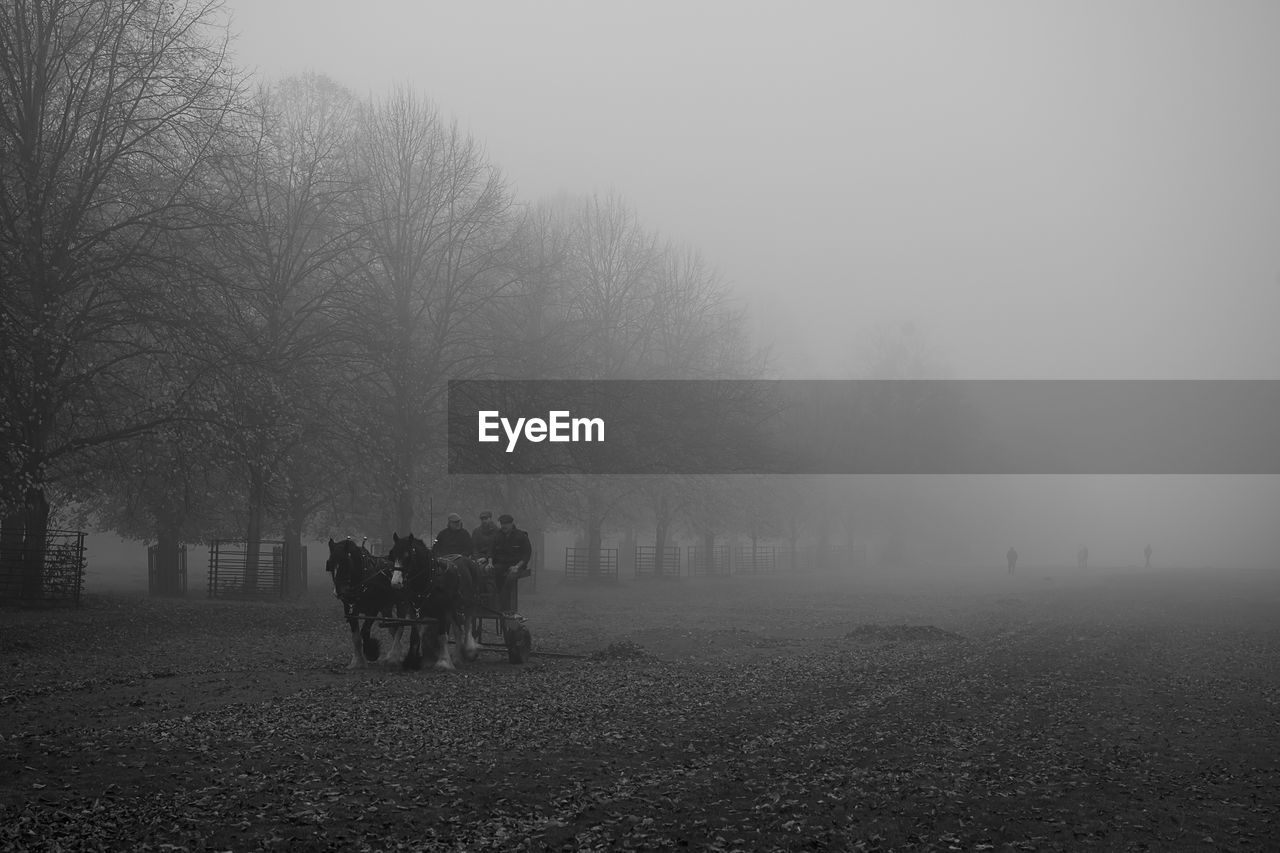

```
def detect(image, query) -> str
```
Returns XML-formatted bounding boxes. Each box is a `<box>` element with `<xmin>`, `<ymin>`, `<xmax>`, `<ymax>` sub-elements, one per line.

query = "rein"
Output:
<box><xmin>335</xmin><ymin>552</ymin><xmax>391</xmax><ymax>608</ymax></box>
<box><xmin>395</xmin><ymin>549</ymin><xmax>438</xmax><ymax>586</ymax></box>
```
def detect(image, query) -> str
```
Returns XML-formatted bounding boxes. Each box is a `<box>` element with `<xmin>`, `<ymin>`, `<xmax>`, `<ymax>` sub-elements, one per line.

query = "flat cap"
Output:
<box><xmin>498</xmin><ymin>513</ymin><xmax>514</xmax><ymax>524</ymax></box>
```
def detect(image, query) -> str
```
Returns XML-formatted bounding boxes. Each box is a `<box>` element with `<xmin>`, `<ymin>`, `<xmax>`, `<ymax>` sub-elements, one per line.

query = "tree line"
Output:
<box><xmin>1</xmin><ymin>0</ymin><xmax>778</xmax><ymax>592</ymax></box>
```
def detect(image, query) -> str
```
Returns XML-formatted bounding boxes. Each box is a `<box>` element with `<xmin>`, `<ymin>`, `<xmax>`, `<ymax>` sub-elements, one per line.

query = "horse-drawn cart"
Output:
<box><xmin>326</xmin><ymin>536</ymin><xmax>537</xmax><ymax>669</ymax></box>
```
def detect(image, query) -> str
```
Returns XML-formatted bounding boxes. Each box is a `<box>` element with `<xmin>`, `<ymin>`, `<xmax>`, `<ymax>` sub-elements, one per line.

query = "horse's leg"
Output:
<box><xmin>382</xmin><ymin>604</ymin><xmax>405</xmax><ymax>663</ymax></box>
<box><xmin>383</xmin><ymin>621</ymin><xmax>404</xmax><ymax>663</ymax></box>
<box><xmin>346</xmin><ymin>617</ymin><xmax>365</xmax><ymax>669</ymax></box>
<box><xmin>360</xmin><ymin>617</ymin><xmax>384</xmax><ymax>662</ymax></box>
<box><xmin>433</xmin><ymin>619</ymin><xmax>456</xmax><ymax>671</ymax></box>
<box><xmin>460</xmin><ymin>606</ymin><xmax>479</xmax><ymax>662</ymax></box>
<box><xmin>403</xmin><ymin>622</ymin><xmax>424</xmax><ymax>670</ymax></box>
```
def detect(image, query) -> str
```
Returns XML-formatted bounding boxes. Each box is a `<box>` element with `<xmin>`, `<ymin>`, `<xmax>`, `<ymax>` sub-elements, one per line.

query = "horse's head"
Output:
<box><xmin>388</xmin><ymin>532</ymin><xmax>432</xmax><ymax>591</ymax></box>
<box><xmin>326</xmin><ymin>537</ymin><xmax>369</xmax><ymax>600</ymax></box>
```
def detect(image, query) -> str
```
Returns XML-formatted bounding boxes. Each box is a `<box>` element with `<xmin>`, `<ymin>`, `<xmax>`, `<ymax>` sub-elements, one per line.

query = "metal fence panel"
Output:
<box><xmin>634</xmin><ymin>545</ymin><xmax>681</xmax><ymax>578</ymax></box>
<box><xmin>0</xmin><ymin>529</ymin><xmax>86</xmax><ymax>605</ymax></box>
<box><xmin>208</xmin><ymin>539</ymin><xmax>292</xmax><ymax>599</ymax></box>
<box><xmin>687</xmin><ymin>544</ymin><xmax>731</xmax><ymax>576</ymax></box>
<box><xmin>734</xmin><ymin>546</ymin><xmax>778</xmax><ymax>575</ymax></box>
<box><xmin>564</xmin><ymin>547</ymin><xmax>618</xmax><ymax>580</ymax></box>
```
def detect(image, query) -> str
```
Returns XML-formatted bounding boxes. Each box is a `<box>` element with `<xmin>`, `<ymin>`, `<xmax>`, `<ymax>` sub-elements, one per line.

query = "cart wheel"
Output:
<box><xmin>504</xmin><ymin>624</ymin><xmax>532</xmax><ymax>664</ymax></box>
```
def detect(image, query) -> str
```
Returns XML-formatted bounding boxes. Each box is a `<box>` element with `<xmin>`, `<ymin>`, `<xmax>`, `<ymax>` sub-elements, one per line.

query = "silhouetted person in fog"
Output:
<box><xmin>472</xmin><ymin>510</ymin><xmax>498</xmax><ymax>565</ymax></box>
<box><xmin>434</xmin><ymin>513</ymin><xmax>473</xmax><ymax>556</ymax></box>
<box><xmin>1007</xmin><ymin>547</ymin><xmax>1018</xmax><ymax>575</ymax></box>
<box><xmin>492</xmin><ymin>514</ymin><xmax>531</xmax><ymax>616</ymax></box>
<box><xmin>1144</xmin><ymin>543</ymin><xmax>1152</xmax><ymax>568</ymax></box>
<box><xmin>1077</xmin><ymin>546</ymin><xmax>1088</xmax><ymax>569</ymax></box>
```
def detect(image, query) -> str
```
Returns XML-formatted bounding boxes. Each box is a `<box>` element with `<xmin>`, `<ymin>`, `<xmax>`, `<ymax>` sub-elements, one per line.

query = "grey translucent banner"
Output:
<box><xmin>447</xmin><ymin>380</ymin><xmax>1280</xmax><ymax>475</ymax></box>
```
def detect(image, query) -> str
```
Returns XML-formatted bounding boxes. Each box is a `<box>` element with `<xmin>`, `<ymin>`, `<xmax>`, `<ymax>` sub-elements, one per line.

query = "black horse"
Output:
<box><xmin>326</xmin><ymin>538</ymin><xmax>402</xmax><ymax>669</ymax></box>
<box><xmin>388</xmin><ymin>532</ymin><xmax>482</xmax><ymax>670</ymax></box>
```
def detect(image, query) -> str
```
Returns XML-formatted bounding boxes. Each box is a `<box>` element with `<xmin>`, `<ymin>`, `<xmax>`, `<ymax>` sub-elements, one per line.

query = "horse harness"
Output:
<box><xmin>329</xmin><ymin>545</ymin><xmax>392</xmax><ymax>611</ymax></box>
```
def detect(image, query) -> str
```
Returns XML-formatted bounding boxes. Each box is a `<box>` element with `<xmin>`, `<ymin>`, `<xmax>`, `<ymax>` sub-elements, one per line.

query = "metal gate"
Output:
<box><xmin>0</xmin><ymin>529</ymin><xmax>85</xmax><ymax>605</ymax></box>
<box><xmin>734</xmin><ymin>545</ymin><xmax>778</xmax><ymax>575</ymax></box>
<box><xmin>207</xmin><ymin>539</ymin><xmax>294</xmax><ymax>599</ymax></box>
<box><xmin>148</xmin><ymin>544</ymin><xmax>187</xmax><ymax>596</ymax></box>
<box><xmin>687</xmin><ymin>544</ymin><xmax>730</xmax><ymax>576</ymax></box>
<box><xmin>564</xmin><ymin>547</ymin><xmax>618</xmax><ymax>580</ymax></box>
<box><xmin>634</xmin><ymin>545</ymin><xmax>681</xmax><ymax>578</ymax></box>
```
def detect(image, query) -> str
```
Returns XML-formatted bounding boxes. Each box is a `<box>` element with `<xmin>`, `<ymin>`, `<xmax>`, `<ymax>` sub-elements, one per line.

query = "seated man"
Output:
<box><xmin>491</xmin><ymin>513</ymin><xmax>532</xmax><ymax>615</ymax></box>
<box><xmin>433</xmin><ymin>512</ymin><xmax>473</xmax><ymax>557</ymax></box>
<box><xmin>472</xmin><ymin>509</ymin><xmax>498</xmax><ymax>569</ymax></box>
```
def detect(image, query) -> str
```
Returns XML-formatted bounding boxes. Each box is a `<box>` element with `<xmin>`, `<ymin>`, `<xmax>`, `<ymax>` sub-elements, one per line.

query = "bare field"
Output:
<box><xmin>2</xmin><ymin>567</ymin><xmax>1279</xmax><ymax>851</ymax></box>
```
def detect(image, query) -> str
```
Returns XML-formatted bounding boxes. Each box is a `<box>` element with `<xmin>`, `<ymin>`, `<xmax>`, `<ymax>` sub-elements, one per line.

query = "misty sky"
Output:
<box><xmin>224</xmin><ymin>1</ymin><xmax>1280</xmax><ymax>380</ymax></box>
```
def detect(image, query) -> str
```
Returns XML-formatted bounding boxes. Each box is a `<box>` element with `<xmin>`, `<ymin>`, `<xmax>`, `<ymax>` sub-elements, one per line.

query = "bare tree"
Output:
<box><xmin>70</xmin><ymin>412</ymin><xmax>238</xmax><ymax>594</ymax></box>
<box><xmin>0</xmin><ymin>0</ymin><xmax>240</xmax><ymax>595</ymax></box>
<box><xmin>502</xmin><ymin>194</ymin><xmax>767</xmax><ymax>577</ymax></box>
<box><xmin>650</xmin><ymin>243</ymin><xmax>756</xmax><ymax>379</ymax></box>
<box><xmin>202</xmin><ymin>72</ymin><xmax>363</xmax><ymax>590</ymax></box>
<box><xmin>349</xmin><ymin>86</ymin><xmax>516</xmax><ymax>535</ymax></box>
<box><xmin>560</xmin><ymin>192</ymin><xmax>662</xmax><ymax>379</ymax></box>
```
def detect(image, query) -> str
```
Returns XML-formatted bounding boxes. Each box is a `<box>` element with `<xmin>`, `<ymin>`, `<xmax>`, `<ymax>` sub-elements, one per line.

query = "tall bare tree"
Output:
<box><xmin>349</xmin><ymin>87</ymin><xmax>516</xmax><ymax>536</ymax></box>
<box><xmin>202</xmin><ymin>72</ymin><xmax>363</xmax><ymax>591</ymax></box>
<box><xmin>530</xmin><ymin>194</ymin><xmax>768</xmax><ymax>576</ymax></box>
<box><xmin>0</xmin><ymin>0</ymin><xmax>239</xmax><ymax>595</ymax></box>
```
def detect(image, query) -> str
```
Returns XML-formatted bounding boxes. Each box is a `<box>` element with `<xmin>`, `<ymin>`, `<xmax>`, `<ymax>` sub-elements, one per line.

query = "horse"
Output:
<box><xmin>387</xmin><ymin>532</ymin><xmax>482</xmax><ymax>670</ymax></box>
<box><xmin>325</xmin><ymin>538</ymin><xmax>403</xmax><ymax>669</ymax></box>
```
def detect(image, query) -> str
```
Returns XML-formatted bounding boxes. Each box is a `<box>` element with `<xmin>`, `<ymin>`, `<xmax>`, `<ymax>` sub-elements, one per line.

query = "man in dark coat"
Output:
<box><xmin>433</xmin><ymin>512</ymin><xmax>473</xmax><ymax>557</ymax></box>
<box><xmin>491</xmin><ymin>513</ymin><xmax>532</xmax><ymax>613</ymax></box>
<box><xmin>472</xmin><ymin>510</ymin><xmax>498</xmax><ymax>564</ymax></box>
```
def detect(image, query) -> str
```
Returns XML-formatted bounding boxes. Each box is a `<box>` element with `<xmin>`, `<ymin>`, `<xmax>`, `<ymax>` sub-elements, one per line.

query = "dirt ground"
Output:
<box><xmin>2</xmin><ymin>565</ymin><xmax>1279</xmax><ymax>851</ymax></box>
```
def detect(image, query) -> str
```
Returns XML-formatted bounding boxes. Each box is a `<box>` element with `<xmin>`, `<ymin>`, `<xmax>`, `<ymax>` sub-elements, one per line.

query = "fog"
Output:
<box><xmin>224</xmin><ymin>1</ymin><xmax>1280</xmax><ymax>380</ymax></box>
<box><xmin>85</xmin><ymin>0</ymin><xmax>1270</xmax><ymax>578</ymax></box>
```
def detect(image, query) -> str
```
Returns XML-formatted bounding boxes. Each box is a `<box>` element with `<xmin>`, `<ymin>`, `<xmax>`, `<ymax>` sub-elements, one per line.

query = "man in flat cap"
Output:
<box><xmin>472</xmin><ymin>510</ymin><xmax>498</xmax><ymax>567</ymax></box>
<box><xmin>491</xmin><ymin>513</ymin><xmax>532</xmax><ymax>615</ymax></box>
<box><xmin>433</xmin><ymin>512</ymin><xmax>473</xmax><ymax>557</ymax></box>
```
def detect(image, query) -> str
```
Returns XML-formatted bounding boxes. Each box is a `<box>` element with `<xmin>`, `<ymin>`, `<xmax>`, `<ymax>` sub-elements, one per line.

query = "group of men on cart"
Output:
<box><xmin>433</xmin><ymin>509</ymin><xmax>531</xmax><ymax>615</ymax></box>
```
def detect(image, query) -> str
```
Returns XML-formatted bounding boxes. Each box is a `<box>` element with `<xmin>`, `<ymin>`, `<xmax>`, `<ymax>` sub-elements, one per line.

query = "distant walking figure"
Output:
<box><xmin>1144</xmin><ymin>544</ymin><xmax>1152</xmax><ymax>568</ymax></box>
<box><xmin>1077</xmin><ymin>546</ymin><xmax>1089</xmax><ymax>570</ymax></box>
<box><xmin>1007</xmin><ymin>547</ymin><xmax>1018</xmax><ymax>575</ymax></box>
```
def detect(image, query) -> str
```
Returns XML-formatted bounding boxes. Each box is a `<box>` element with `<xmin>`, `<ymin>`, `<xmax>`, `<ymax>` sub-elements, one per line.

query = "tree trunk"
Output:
<box><xmin>394</xmin><ymin>486</ymin><xmax>414</xmax><ymax>538</ymax></box>
<box><xmin>530</xmin><ymin>527</ymin><xmax>544</xmax><ymax>590</ymax></box>
<box><xmin>21</xmin><ymin>488</ymin><xmax>50</xmax><ymax>598</ymax></box>
<box><xmin>654</xmin><ymin>521</ymin><xmax>668</xmax><ymax>578</ymax></box>
<box><xmin>392</xmin><ymin>370</ymin><xmax>416</xmax><ymax>537</ymax></box>
<box><xmin>245</xmin><ymin>467</ymin><xmax>265</xmax><ymax>592</ymax></box>
<box><xmin>283</xmin><ymin>514</ymin><xmax>305</xmax><ymax>597</ymax></box>
<box><xmin>620</xmin><ymin>526</ymin><xmax>635</xmax><ymax>577</ymax></box>
<box><xmin>1</xmin><ymin>509</ymin><xmax>26</xmax><ymax>598</ymax></box>
<box><xmin>154</xmin><ymin>522</ymin><xmax>183</xmax><ymax>596</ymax></box>
<box><xmin>1</xmin><ymin>507</ymin><xmax>24</xmax><ymax>594</ymax></box>
<box><xmin>587</xmin><ymin>519</ymin><xmax>602</xmax><ymax>579</ymax></box>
